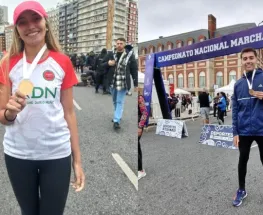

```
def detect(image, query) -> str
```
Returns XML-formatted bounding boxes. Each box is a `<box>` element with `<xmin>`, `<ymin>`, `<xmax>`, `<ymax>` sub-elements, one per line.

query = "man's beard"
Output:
<box><xmin>117</xmin><ymin>47</ymin><xmax>124</xmax><ymax>52</ymax></box>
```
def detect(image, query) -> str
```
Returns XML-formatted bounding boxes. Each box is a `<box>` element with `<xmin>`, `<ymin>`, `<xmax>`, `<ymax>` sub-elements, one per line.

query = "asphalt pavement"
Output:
<box><xmin>139</xmin><ymin>113</ymin><xmax>263</xmax><ymax>215</ymax></box>
<box><xmin>0</xmin><ymin>85</ymin><xmax>137</xmax><ymax>215</ymax></box>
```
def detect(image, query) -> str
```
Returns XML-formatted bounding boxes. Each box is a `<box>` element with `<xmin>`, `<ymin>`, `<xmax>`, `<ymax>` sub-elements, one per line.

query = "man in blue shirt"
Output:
<box><xmin>232</xmin><ymin>47</ymin><xmax>263</xmax><ymax>207</ymax></box>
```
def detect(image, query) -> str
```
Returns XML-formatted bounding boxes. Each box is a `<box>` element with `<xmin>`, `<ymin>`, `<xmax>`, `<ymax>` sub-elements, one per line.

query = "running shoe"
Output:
<box><xmin>232</xmin><ymin>189</ymin><xmax>247</xmax><ymax>207</ymax></box>
<box><xmin>138</xmin><ymin>170</ymin><xmax>146</xmax><ymax>180</ymax></box>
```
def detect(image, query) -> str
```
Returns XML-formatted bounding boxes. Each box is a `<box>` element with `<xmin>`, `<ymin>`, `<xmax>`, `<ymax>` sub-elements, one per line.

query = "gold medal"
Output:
<box><xmin>249</xmin><ymin>89</ymin><xmax>254</xmax><ymax>96</ymax></box>
<box><xmin>18</xmin><ymin>79</ymin><xmax>34</xmax><ymax>95</ymax></box>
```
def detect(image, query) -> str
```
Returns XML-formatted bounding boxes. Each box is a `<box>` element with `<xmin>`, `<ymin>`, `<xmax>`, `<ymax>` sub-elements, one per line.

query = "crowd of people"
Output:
<box><xmin>166</xmin><ymin>93</ymin><xmax>193</xmax><ymax>118</ymax></box>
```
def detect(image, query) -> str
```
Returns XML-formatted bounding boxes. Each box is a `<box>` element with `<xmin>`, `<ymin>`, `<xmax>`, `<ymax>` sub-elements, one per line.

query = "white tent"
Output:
<box><xmin>174</xmin><ymin>88</ymin><xmax>191</xmax><ymax>95</ymax></box>
<box><xmin>138</xmin><ymin>71</ymin><xmax>170</xmax><ymax>120</ymax></box>
<box><xmin>215</xmin><ymin>79</ymin><xmax>236</xmax><ymax>95</ymax></box>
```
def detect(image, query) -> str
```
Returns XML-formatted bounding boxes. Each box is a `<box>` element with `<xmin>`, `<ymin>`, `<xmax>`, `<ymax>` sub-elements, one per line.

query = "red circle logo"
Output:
<box><xmin>43</xmin><ymin>71</ymin><xmax>55</xmax><ymax>81</ymax></box>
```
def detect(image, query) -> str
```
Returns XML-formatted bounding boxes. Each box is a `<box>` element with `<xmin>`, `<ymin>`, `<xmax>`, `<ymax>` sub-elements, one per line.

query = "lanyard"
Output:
<box><xmin>22</xmin><ymin>44</ymin><xmax>47</xmax><ymax>79</ymax></box>
<box><xmin>243</xmin><ymin>69</ymin><xmax>256</xmax><ymax>90</ymax></box>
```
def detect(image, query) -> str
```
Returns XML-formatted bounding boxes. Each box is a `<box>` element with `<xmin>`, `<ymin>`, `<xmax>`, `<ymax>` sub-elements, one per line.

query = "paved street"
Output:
<box><xmin>0</xmin><ymin>85</ymin><xmax>137</xmax><ymax>215</ymax></box>
<box><xmin>139</xmin><ymin>113</ymin><xmax>263</xmax><ymax>215</ymax></box>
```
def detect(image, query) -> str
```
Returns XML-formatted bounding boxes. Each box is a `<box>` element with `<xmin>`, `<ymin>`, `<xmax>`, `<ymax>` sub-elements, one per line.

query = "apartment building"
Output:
<box><xmin>0</xmin><ymin>35</ymin><xmax>6</xmax><ymax>52</ymax></box>
<box><xmin>126</xmin><ymin>0</ymin><xmax>138</xmax><ymax>45</ymax></box>
<box><xmin>59</xmin><ymin>0</ymin><xmax>78</xmax><ymax>54</ymax></box>
<box><xmin>0</xmin><ymin>6</ymin><xmax>8</xmax><ymax>24</ymax></box>
<box><xmin>77</xmin><ymin>0</ymin><xmax>127</xmax><ymax>54</ymax></box>
<box><xmin>47</xmin><ymin>7</ymin><xmax>60</xmax><ymax>42</ymax></box>
<box><xmin>4</xmin><ymin>25</ymin><xmax>14</xmax><ymax>51</ymax></box>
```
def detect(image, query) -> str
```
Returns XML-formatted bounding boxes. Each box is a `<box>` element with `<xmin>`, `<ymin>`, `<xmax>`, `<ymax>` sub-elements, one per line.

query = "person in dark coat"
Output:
<box><xmin>102</xmin><ymin>38</ymin><xmax>138</xmax><ymax>130</ymax></box>
<box><xmin>94</xmin><ymin>48</ymin><xmax>108</xmax><ymax>94</ymax></box>
<box><xmin>86</xmin><ymin>51</ymin><xmax>96</xmax><ymax>70</ymax></box>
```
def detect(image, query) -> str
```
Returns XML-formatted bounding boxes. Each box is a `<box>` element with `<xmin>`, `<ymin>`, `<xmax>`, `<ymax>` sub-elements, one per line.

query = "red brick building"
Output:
<box><xmin>138</xmin><ymin>14</ymin><xmax>263</xmax><ymax>95</ymax></box>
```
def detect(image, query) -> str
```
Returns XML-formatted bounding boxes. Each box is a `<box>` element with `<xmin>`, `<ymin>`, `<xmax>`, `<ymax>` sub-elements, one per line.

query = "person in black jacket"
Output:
<box><xmin>103</xmin><ymin>38</ymin><xmax>138</xmax><ymax>130</ymax></box>
<box><xmin>79</xmin><ymin>54</ymin><xmax>86</xmax><ymax>74</ymax></box>
<box><xmin>94</xmin><ymin>48</ymin><xmax>108</xmax><ymax>94</ymax></box>
<box><xmin>86</xmin><ymin>51</ymin><xmax>96</xmax><ymax>70</ymax></box>
<box><xmin>197</xmin><ymin>88</ymin><xmax>212</xmax><ymax>124</ymax></box>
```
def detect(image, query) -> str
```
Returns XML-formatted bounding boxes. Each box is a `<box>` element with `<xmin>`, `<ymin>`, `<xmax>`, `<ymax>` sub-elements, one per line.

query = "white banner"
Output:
<box><xmin>156</xmin><ymin>119</ymin><xmax>188</xmax><ymax>139</ymax></box>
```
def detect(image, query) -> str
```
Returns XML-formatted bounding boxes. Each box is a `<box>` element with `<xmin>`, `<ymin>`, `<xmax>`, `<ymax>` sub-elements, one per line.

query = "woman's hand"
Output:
<box><xmin>6</xmin><ymin>90</ymin><xmax>27</xmax><ymax>118</ymax></box>
<box><xmin>71</xmin><ymin>162</ymin><xmax>85</xmax><ymax>192</ymax></box>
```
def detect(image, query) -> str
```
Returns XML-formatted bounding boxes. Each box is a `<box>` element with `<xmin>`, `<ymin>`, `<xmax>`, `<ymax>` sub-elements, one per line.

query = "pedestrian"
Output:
<box><xmin>0</xmin><ymin>1</ymin><xmax>85</xmax><ymax>214</ymax></box>
<box><xmin>94</xmin><ymin>48</ymin><xmax>108</xmax><ymax>94</ymax></box>
<box><xmin>217</xmin><ymin>92</ymin><xmax>227</xmax><ymax>124</ymax></box>
<box><xmin>197</xmin><ymin>88</ymin><xmax>212</xmax><ymax>124</ymax></box>
<box><xmin>213</xmin><ymin>93</ymin><xmax>219</xmax><ymax>117</ymax></box>
<box><xmin>175</xmin><ymin>95</ymin><xmax>181</xmax><ymax>118</ymax></box>
<box><xmin>76</xmin><ymin>56</ymin><xmax>80</xmax><ymax>72</ymax></box>
<box><xmin>170</xmin><ymin>93</ymin><xmax>178</xmax><ymax>118</ymax></box>
<box><xmin>103</xmin><ymin>38</ymin><xmax>138</xmax><ymax>130</ymax></box>
<box><xmin>225</xmin><ymin>93</ymin><xmax>230</xmax><ymax>116</ymax></box>
<box><xmin>138</xmin><ymin>92</ymin><xmax>148</xmax><ymax>180</ymax></box>
<box><xmin>232</xmin><ymin>47</ymin><xmax>263</xmax><ymax>207</ymax></box>
<box><xmin>80</xmin><ymin>53</ymin><xmax>86</xmax><ymax>74</ymax></box>
<box><xmin>86</xmin><ymin>51</ymin><xmax>96</xmax><ymax>70</ymax></box>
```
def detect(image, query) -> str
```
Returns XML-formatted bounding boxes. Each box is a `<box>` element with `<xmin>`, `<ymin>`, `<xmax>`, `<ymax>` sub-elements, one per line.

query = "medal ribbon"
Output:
<box><xmin>22</xmin><ymin>44</ymin><xmax>47</xmax><ymax>79</ymax></box>
<box><xmin>243</xmin><ymin>69</ymin><xmax>256</xmax><ymax>90</ymax></box>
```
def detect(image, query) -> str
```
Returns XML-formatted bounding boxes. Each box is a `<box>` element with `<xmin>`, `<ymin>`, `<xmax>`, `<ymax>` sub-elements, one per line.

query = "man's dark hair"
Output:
<box><xmin>116</xmin><ymin>38</ymin><xmax>126</xmax><ymax>43</ymax></box>
<box><xmin>241</xmin><ymin>47</ymin><xmax>257</xmax><ymax>58</ymax></box>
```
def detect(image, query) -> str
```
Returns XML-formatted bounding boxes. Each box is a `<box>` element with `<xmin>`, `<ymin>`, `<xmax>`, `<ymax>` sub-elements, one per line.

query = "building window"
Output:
<box><xmin>216</xmin><ymin>71</ymin><xmax>223</xmax><ymax>87</ymax></box>
<box><xmin>199</xmin><ymin>71</ymin><xmax>206</xmax><ymax>88</ymax></box>
<box><xmin>178</xmin><ymin>73</ymin><xmax>184</xmax><ymax>88</ymax></box>
<box><xmin>188</xmin><ymin>72</ymin><xmax>194</xmax><ymax>88</ymax></box>
<box><xmin>158</xmin><ymin>46</ymin><xmax>162</xmax><ymax>52</ymax></box>
<box><xmin>177</xmin><ymin>42</ymin><xmax>182</xmax><ymax>48</ymax></box>
<box><xmin>188</xmin><ymin>40</ymin><xmax>192</xmax><ymax>45</ymax></box>
<box><xmin>229</xmin><ymin>70</ymin><xmax>236</xmax><ymax>82</ymax></box>
<box><xmin>168</xmin><ymin>44</ymin><xmax>171</xmax><ymax>50</ymax></box>
<box><xmin>200</xmin><ymin>38</ymin><xmax>204</xmax><ymax>42</ymax></box>
<box><xmin>168</xmin><ymin>74</ymin><xmax>174</xmax><ymax>84</ymax></box>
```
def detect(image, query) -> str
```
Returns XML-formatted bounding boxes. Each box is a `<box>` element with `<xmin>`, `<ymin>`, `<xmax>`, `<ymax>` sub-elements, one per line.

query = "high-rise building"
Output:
<box><xmin>0</xmin><ymin>35</ymin><xmax>6</xmax><ymax>52</ymax></box>
<box><xmin>126</xmin><ymin>0</ymin><xmax>138</xmax><ymax>59</ymax></box>
<box><xmin>126</xmin><ymin>0</ymin><xmax>138</xmax><ymax>46</ymax></box>
<box><xmin>0</xmin><ymin>6</ymin><xmax>8</xmax><ymax>24</ymax></box>
<box><xmin>47</xmin><ymin>7</ymin><xmax>60</xmax><ymax>43</ymax></box>
<box><xmin>4</xmin><ymin>25</ymin><xmax>14</xmax><ymax>51</ymax></box>
<box><xmin>77</xmin><ymin>0</ymin><xmax>127</xmax><ymax>54</ymax></box>
<box><xmin>59</xmin><ymin>0</ymin><xmax>78</xmax><ymax>54</ymax></box>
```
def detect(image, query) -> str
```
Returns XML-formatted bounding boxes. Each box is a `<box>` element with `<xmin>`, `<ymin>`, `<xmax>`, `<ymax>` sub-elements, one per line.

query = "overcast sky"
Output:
<box><xmin>0</xmin><ymin>0</ymin><xmax>62</xmax><ymax>24</ymax></box>
<box><xmin>138</xmin><ymin>0</ymin><xmax>263</xmax><ymax>42</ymax></box>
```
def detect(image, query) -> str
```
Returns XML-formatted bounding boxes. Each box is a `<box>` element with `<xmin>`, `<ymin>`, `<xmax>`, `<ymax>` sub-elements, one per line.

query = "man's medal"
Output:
<box><xmin>244</xmin><ymin>69</ymin><xmax>256</xmax><ymax>96</ymax></box>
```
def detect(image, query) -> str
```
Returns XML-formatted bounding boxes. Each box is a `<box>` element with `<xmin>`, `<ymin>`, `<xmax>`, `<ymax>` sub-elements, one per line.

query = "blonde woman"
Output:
<box><xmin>0</xmin><ymin>1</ymin><xmax>85</xmax><ymax>215</ymax></box>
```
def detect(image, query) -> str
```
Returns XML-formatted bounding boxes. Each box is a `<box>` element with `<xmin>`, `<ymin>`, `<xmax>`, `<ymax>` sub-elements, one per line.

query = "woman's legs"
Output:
<box><xmin>5</xmin><ymin>154</ymin><xmax>39</xmax><ymax>215</ymax></box>
<box><xmin>218</xmin><ymin>110</ymin><xmax>224</xmax><ymax>123</ymax></box>
<box><xmin>38</xmin><ymin>155</ymin><xmax>71</xmax><ymax>215</ymax></box>
<box><xmin>138</xmin><ymin>135</ymin><xmax>143</xmax><ymax>171</ymax></box>
<box><xmin>5</xmin><ymin>154</ymin><xmax>71</xmax><ymax>215</ymax></box>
